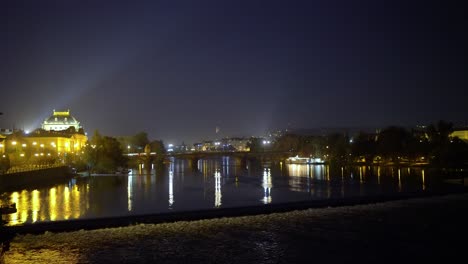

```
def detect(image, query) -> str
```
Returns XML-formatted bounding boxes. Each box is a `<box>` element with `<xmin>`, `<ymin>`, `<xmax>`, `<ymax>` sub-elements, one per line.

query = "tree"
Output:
<box><xmin>131</xmin><ymin>132</ymin><xmax>150</xmax><ymax>151</ymax></box>
<box><xmin>247</xmin><ymin>137</ymin><xmax>264</xmax><ymax>152</ymax></box>
<box><xmin>84</xmin><ymin>130</ymin><xmax>127</xmax><ymax>173</ymax></box>
<box><xmin>377</xmin><ymin>126</ymin><xmax>412</xmax><ymax>162</ymax></box>
<box><xmin>326</xmin><ymin>133</ymin><xmax>350</xmax><ymax>163</ymax></box>
<box><xmin>351</xmin><ymin>132</ymin><xmax>377</xmax><ymax>162</ymax></box>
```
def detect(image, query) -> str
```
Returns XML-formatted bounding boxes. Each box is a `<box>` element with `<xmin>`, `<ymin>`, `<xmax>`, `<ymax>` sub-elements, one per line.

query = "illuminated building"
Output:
<box><xmin>42</xmin><ymin>110</ymin><xmax>82</xmax><ymax>131</ymax></box>
<box><xmin>451</xmin><ymin>128</ymin><xmax>468</xmax><ymax>142</ymax></box>
<box><xmin>0</xmin><ymin>134</ymin><xmax>5</xmax><ymax>154</ymax></box>
<box><xmin>3</xmin><ymin>109</ymin><xmax>87</xmax><ymax>156</ymax></box>
<box><xmin>22</xmin><ymin>129</ymin><xmax>87</xmax><ymax>154</ymax></box>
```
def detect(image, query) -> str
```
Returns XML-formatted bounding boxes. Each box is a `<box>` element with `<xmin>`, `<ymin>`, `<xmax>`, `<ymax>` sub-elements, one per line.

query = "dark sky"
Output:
<box><xmin>1</xmin><ymin>0</ymin><xmax>467</xmax><ymax>143</ymax></box>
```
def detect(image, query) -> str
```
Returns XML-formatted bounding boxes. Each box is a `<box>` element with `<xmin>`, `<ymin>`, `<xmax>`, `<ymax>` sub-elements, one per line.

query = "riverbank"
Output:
<box><xmin>3</xmin><ymin>192</ymin><xmax>468</xmax><ymax>263</ymax></box>
<box><xmin>3</xmin><ymin>185</ymin><xmax>466</xmax><ymax>234</ymax></box>
<box><xmin>0</xmin><ymin>166</ymin><xmax>74</xmax><ymax>192</ymax></box>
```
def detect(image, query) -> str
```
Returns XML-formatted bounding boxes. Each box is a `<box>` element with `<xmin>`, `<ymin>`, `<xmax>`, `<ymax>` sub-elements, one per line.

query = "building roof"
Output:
<box><xmin>43</xmin><ymin>109</ymin><xmax>79</xmax><ymax>125</ymax></box>
<box><xmin>27</xmin><ymin>128</ymin><xmax>85</xmax><ymax>138</ymax></box>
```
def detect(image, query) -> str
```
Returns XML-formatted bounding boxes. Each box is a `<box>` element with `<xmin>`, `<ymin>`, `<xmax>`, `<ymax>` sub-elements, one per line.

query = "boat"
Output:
<box><xmin>285</xmin><ymin>155</ymin><xmax>325</xmax><ymax>165</ymax></box>
<box><xmin>115</xmin><ymin>168</ymin><xmax>130</xmax><ymax>175</ymax></box>
<box><xmin>0</xmin><ymin>203</ymin><xmax>16</xmax><ymax>215</ymax></box>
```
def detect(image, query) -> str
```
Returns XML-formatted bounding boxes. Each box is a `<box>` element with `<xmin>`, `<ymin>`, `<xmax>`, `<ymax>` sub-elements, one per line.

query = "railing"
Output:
<box><xmin>4</xmin><ymin>163</ymin><xmax>64</xmax><ymax>174</ymax></box>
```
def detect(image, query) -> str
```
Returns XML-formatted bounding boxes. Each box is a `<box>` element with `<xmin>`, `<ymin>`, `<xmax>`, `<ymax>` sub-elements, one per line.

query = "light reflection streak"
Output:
<box><xmin>378</xmin><ymin>166</ymin><xmax>381</xmax><ymax>185</ymax></box>
<box><xmin>169</xmin><ymin>162</ymin><xmax>174</xmax><ymax>208</ymax></box>
<box><xmin>398</xmin><ymin>168</ymin><xmax>402</xmax><ymax>191</ymax></box>
<box><xmin>214</xmin><ymin>170</ymin><xmax>222</xmax><ymax>207</ymax></box>
<box><xmin>359</xmin><ymin>167</ymin><xmax>363</xmax><ymax>184</ymax></box>
<box><xmin>9</xmin><ymin>192</ymin><xmax>19</xmax><ymax>225</ymax></box>
<box><xmin>31</xmin><ymin>190</ymin><xmax>40</xmax><ymax>223</ymax></box>
<box><xmin>422</xmin><ymin>169</ymin><xmax>426</xmax><ymax>190</ymax></box>
<box><xmin>20</xmin><ymin>190</ymin><xmax>28</xmax><ymax>223</ymax></box>
<box><xmin>64</xmin><ymin>186</ymin><xmax>70</xmax><ymax>220</ymax></box>
<box><xmin>128</xmin><ymin>175</ymin><xmax>133</xmax><ymax>212</ymax></box>
<box><xmin>262</xmin><ymin>168</ymin><xmax>272</xmax><ymax>204</ymax></box>
<box><xmin>72</xmin><ymin>185</ymin><xmax>80</xmax><ymax>218</ymax></box>
<box><xmin>49</xmin><ymin>187</ymin><xmax>57</xmax><ymax>221</ymax></box>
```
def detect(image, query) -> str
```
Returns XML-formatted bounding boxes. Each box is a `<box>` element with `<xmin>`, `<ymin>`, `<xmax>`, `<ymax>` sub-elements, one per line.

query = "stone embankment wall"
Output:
<box><xmin>0</xmin><ymin>166</ymin><xmax>73</xmax><ymax>191</ymax></box>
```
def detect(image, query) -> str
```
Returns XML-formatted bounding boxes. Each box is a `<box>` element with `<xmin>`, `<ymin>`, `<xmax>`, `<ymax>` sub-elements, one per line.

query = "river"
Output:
<box><xmin>0</xmin><ymin>157</ymin><xmax>464</xmax><ymax>226</ymax></box>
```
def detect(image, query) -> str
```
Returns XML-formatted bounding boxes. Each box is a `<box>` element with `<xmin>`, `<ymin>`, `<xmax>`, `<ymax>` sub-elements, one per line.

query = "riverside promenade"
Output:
<box><xmin>3</xmin><ymin>192</ymin><xmax>468</xmax><ymax>263</ymax></box>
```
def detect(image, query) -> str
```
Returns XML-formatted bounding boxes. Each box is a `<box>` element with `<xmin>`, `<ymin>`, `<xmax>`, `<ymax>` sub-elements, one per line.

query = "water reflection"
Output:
<box><xmin>3</xmin><ymin>184</ymin><xmax>85</xmax><ymax>225</ymax></box>
<box><xmin>422</xmin><ymin>169</ymin><xmax>426</xmax><ymax>190</ymax></box>
<box><xmin>1</xmin><ymin>157</ymin><xmax>462</xmax><ymax>226</ymax></box>
<box><xmin>262</xmin><ymin>168</ymin><xmax>272</xmax><ymax>204</ymax></box>
<box><xmin>127</xmin><ymin>175</ymin><xmax>133</xmax><ymax>212</ymax></box>
<box><xmin>169</xmin><ymin>163</ymin><xmax>174</xmax><ymax>208</ymax></box>
<box><xmin>214</xmin><ymin>170</ymin><xmax>222</xmax><ymax>207</ymax></box>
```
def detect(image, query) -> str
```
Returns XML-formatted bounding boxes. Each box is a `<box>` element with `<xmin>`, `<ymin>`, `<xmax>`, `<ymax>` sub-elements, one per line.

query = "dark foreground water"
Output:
<box><xmin>0</xmin><ymin>157</ymin><xmax>465</xmax><ymax>226</ymax></box>
<box><xmin>4</xmin><ymin>194</ymin><xmax>468</xmax><ymax>263</ymax></box>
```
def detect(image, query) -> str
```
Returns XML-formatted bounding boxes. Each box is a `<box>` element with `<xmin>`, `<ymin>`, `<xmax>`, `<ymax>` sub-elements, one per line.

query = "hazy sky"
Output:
<box><xmin>1</xmin><ymin>0</ymin><xmax>466</xmax><ymax>143</ymax></box>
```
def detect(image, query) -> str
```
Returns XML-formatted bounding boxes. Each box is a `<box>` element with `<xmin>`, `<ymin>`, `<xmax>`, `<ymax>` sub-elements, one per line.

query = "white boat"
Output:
<box><xmin>285</xmin><ymin>155</ymin><xmax>325</xmax><ymax>164</ymax></box>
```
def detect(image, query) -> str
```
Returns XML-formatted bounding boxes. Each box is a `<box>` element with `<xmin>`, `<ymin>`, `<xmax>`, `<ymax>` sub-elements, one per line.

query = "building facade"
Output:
<box><xmin>451</xmin><ymin>128</ymin><xmax>468</xmax><ymax>142</ymax></box>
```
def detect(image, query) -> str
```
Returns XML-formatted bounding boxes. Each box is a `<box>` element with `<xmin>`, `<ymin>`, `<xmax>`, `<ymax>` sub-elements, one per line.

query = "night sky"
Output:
<box><xmin>1</xmin><ymin>0</ymin><xmax>466</xmax><ymax>143</ymax></box>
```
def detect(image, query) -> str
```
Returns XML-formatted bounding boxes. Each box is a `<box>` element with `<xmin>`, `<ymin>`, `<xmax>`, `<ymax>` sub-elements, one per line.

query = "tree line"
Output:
<box><xmin>74</xmin><ymin>131</ymin><xmax>166</xmax><ymax>174</ymax></box>
<box><xmin>251</xmin><ymin>121</ymin><xmax>468</xmax><ymax>167</ymax></box>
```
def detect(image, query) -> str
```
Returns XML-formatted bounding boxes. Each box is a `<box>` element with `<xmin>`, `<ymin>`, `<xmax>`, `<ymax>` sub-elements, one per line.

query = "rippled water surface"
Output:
<box><xmin>0</xmin><ymin>157</ymin><xmax>463</xmax><ymax>226</ymax></box>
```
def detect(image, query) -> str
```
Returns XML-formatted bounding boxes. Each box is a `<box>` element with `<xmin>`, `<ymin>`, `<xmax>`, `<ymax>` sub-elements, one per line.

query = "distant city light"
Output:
<box><xmin>11</xmin><ymin>141</ymin><xmax>17</xmax><ymax>145</ymax></box>
<box><xmin>25</xmin><ymin>130</ymin><xmax>30</xmax><ymax>134</ymax></box>
<box><xmin>168</xmin><ymin>144</ymin><xmax>174</xmax><ymax>147</ymax></box>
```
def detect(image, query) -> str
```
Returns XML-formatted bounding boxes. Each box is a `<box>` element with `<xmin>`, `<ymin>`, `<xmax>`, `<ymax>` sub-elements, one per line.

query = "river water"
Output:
<box><xmin>0</xmin><ymin>157</ymin><xmax>463</xmax><ymax>226</ymax></box>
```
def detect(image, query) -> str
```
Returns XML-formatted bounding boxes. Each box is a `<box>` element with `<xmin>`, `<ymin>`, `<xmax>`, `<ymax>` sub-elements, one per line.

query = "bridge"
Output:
<box><xmin>125</xmin><ymin>151</ymin><xmax>298</xmax><ymax>164</ymax></box>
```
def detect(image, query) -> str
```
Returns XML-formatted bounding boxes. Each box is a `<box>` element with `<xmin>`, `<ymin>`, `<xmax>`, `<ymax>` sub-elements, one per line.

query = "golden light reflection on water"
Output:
<box><xmin>378</xmin><ymin>166</ymin><xmax>381</xmax><ymax>185</ymax></box>
<box><xmin>398</xmin><ymin>168</ymin><xmax>402</xmax><ymax>191</ymax></box>
<box><xmin>20</xmin><ymin>190</ymin><xmax>28</xmax><ymax>223</ymax></box>
<box><xmin>422</xmin><ymin>169</ymin><xmax>426</xmax><ymax>190</ymax></box>
<box><xmin>3</xmin><ymin>184</ymin><xmax>85</xmax><ymax>226</ymax></box>
<box><xmin>31</xmin><ymin>190</ymin><xmax>40</xmax><ymax>223</ymax></box>
<box><xmin>9</xmin><ymin>192</ymin><xmax>19</xmax><ymax>225</ymax></box>
<box><xmin>49</xmin><ymin>187</ymin><xmax>57</xmax><ymax>221</ymax></box>
<box><xmin>73</xmin><ymin>185</ymin><xmax>80</xmax><ymax>218</ymax></box>
<box><xmin>64</xmin><ymin>186</ymin><xmax>70</xmax><ymax>220</ymax></box>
